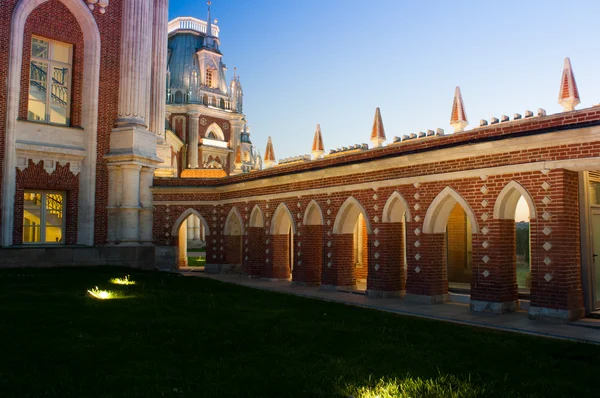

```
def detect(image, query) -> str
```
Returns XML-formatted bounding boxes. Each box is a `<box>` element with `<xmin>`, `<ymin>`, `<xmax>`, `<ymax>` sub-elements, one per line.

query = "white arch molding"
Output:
<box><xmin>333</xmin><ymin>196</ymin><xmax>373</xmax><ymax>234</ymax></box>
<box><xmin>303</xmin><ymin>200</ymin><xmax>324</xmax><ymax>226</ymax></box>
<box><xmin>249</xmin><ymin>205</ymin><xmax>264</xmax><ymax>228</ymax></box>
<box><xmin>1</xmin><ymin>0</ymin><xmax>101</xmax><ymax>246</ymax></box>
<box><xmin>270</xmin><ymin>203</ymin><xmax>296</xmax><ymax>235</ymax></box>
<box><xmin>171</xmin><ymin>208</ymin><xmax>211</xmax><ymax>237</ymax></box>
<box><xmin>224</xmin><ymin>207</ymin><xmax>244</xmax><ymax>236</ymax></box>
<box><xmin>422</xmin><ymin>187</ymin><xmax>479</xmax><ymax>234</ymax></box>
<box><xmin>493</xmin><ymin>180</ymin><xmax>537</xmax><ymax>220</ymax></box>
<box><xmin>382</xmin><ymin>191</ymin><xmax>412</xmax><ymax>223</ymax></box>
<box><xmin>205</xmin><ymin>122</ymin><xmax>225</xmax><ymax>141</ymax></box>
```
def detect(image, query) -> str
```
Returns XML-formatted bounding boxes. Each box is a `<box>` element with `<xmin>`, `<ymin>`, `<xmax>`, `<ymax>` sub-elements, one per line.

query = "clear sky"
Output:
<box><xmin>168</xmin><ymin>0</ymin><xmax>597</xmax><ymax>221</ymax></box>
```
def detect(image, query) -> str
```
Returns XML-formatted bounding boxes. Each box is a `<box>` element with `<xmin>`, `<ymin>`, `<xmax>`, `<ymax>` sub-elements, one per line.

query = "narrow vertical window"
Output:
<box><xmin>205</xmin><ymin>68</ymin><xmax>212</xmax><ymax>87</ymax></box>
<box><xmin>28</xmin><ymin>37</ymin><xmax>72</xmax><ymax>125</ymax></box>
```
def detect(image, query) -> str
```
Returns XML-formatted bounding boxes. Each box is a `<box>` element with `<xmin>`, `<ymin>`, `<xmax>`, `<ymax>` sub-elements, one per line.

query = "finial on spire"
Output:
<box><xmin>450</xmin><ymin>86</ymin><xmax>468</xmax><ymax>133</ymax></box>
<box><xmin>264</xmin><ymin>137</ymin><xmax>276</xmax><ymax>168</ymax></box>
<box><xmin>234</xmin><ymin>67</ymin><xmax>236</xmax><ymax>80</ymax></box>
<box><xmin>558</xmin><ymin>57</ymin><xmax>580</xmax><ymax>112</ymax></box>
<box><xmin>312</xmin><ymin>124</ymin><xmax>325</xmax><ymax>159</ymax></box>
<box><xmin>370</xmin><ymin>107</ymin><xmax>386</xmax><ymax>148</ymax></box>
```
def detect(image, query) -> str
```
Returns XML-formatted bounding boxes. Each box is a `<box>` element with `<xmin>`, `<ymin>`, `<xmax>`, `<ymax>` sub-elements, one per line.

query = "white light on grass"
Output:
<box><xmin>87</xmin><ymin>286</ymin><xmax>113</xmax><ymax>300</ymax></box>
<box><xmin>109</xmin><ymin>275</ymin><xmax>136</xmax><ymax>285</ymax></box>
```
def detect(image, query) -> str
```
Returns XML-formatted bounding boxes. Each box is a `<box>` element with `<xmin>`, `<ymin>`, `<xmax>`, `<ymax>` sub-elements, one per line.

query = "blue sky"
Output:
<box><xmin>169</xmin><ymin>0</ymin><xmax>600</xmax><ymax>163</ymax></box>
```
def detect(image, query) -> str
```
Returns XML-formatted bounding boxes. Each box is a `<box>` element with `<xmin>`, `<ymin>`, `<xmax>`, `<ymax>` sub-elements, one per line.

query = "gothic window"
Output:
<box><xmin>22</xmin><ymin>191</ymin><xmax>65</xmax><ymax>244</ymax></box>
<box><xmin>219</xmin><ymin>98</ymin><xmax>225</xmax><ymax>109</ymax></box>
<box><xmin>206</xmin><ymin>68</ymin><xmax>212</xmax><ymax>87</ymax></box>
<box><xmin>207</xmin><ymin>131</ymin><xmax>217</xmax><ymax>139</ymax></box>
<box><xmin>174</xmin><ymin>90</ymin><xmax>183</xmax><ymax>104</ymax></box>
<box><xmin>203</xmin><ymin>94</ymin><xmax>208</xmax><ymax>105</ymax></box>
<box><xmin>28</xmin><ymin>37</ymin><xmax>72</xmax><ymax>125</ymax></box>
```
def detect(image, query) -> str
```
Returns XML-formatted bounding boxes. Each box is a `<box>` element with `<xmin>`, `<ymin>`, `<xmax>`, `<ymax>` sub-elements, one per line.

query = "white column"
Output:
<box><xmin>149</xmin><ymin>0</ymin><xmax>168</xmax><ymax>139</ymax></box>
<box><xmin>187</xmin><ymin>215</ymin><xmax>195</xmax><ymax>240</ymax></box>
<box><xmin>139</xmin><ymin>167</ymin><xmax>155</xmax><ymax>244</ymax></box>
<box><xmin>178</xmin><ymin>220</ymin><xmax>188</xmax><ymax>267</ymax></box>
<box><xmin>119</xmin><ymin>164</ymin><xmax>142</xmax><ymax>243</ymax></box>
<box><xmin>193</xmin><ymin>216</ymin><xmax>200</xmax><ymax>240</ymax></box>
<box><xmin>187</xmin><ymin>111</ymin><xmax>200</xmax><ymax>168</ymax></box>
<box><xmin>106</xmin><ymin>165</ymin><xmax>122</xmax><ymax>244</ymax></box>
<box><xmin>116</xmin><ymin>0</ymin><xmax>153</xmax><ymax>127</ymax></box>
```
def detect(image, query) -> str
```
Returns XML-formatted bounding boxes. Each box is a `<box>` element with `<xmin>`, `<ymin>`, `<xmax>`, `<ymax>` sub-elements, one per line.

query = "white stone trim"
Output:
<box><xmin>493</xmin><ymin>180</ymin><xmax>537</xmax><ymax>220</ymax></box>
<box><xmin>303</xmin><ymin>199</ymin><xmax>324</xmax><ymax>226</ymax></box>
<box><xmin>270</xmin><ymin>203</ymin><xmax>296</xmax><ymax>235</ymax></box>
<box><xmin>2</xmin><ymin>0</ymin><xmax>100</xmax><ymax>247</ymax></box>
<box><xmin>382</xmin><ymin>191</ymin><xmax>412</xmax><ymax>223</ymax></box>
<box><xmin>223</xmin><ymin>206</ymin><xmax>244</xmax><ymax>236</ymax></box>
<box><xmin>333</xmin><ymin>196</ymin><xmax>373</xmax><ymax>235</ymax></box>
<box><xmin>422</xmin><ymin>186</ymin><xmax>479</xmax><ymax>234</ymax></box>
<box><xmin>171</xmin><ymin>208</ymin><xmax>211</xmax><ymax>237</ymax></box>
<box><xmin>249</xmin><ymin>205</ymin><xmax>264</xmax><ymax>228</ymax></box>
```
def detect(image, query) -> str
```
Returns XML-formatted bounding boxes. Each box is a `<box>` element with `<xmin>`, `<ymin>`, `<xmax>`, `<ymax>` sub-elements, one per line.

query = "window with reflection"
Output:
<box><xmin>23</xmin><ymin>191</ymin><xmax>65</xmax><ymax>244</ymax></box>
<box><xmin>28</xmin><ymin>37</ymin><xmax>72</xmax><ymax>125</ymax></box>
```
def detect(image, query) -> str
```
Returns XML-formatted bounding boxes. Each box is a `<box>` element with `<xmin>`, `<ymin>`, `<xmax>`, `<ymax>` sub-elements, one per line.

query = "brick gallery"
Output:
<box><xmin>1</xmin><ymin>0</ymin><xmax>600</xmax><ymax>322</ymax></box>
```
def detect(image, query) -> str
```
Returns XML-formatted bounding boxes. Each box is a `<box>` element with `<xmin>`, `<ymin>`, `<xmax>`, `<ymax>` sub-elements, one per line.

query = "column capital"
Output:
<box><xmin>187</xmin><ymin>110</ymin><xmax>201</xmax><ymax>119</ymax></box>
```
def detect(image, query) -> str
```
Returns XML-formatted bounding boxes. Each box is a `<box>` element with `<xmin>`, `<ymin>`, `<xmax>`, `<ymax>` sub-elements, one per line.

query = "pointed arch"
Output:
<box><xmin>333</xmin><ymin>196</ymin><xmax>372</xmax><ymax>234</ymax></box>
<box><xmin>270</xmin><ymin>203</ymin><xmax>296</xmax><ymax>235</ymax></box>
<box><xmin>2</xmin><ymin>0</ymin><xmax>101</xmax><ymax>246</ymax></box>
<box><xmin>224</xmin><ymin>207</ymin><xmax>244</xmax><ymax>236</ymax></box>
<box><xmin>382</xmin><ymin>191</ymin><xmax>412</xmax><ymax>223</ymax></box>
<box><xmin>205</xmin><ymin>122</ymin><xmax>225</xmax><ymax>140</ymax></box>
<box><xmin>171</xmin><ymin>208</ymin><xmax>210</xmax><ymax>236</ymax></box>
<box><xmin>422</xmin><ymin>187</ymin><xmax>478</xmax><ymax>234</ymax></box>
<box><xmin>303</xmin><ymin>200</ymin><xmax>324</xmax><ymax>226</ymax></box>
<box><xmin>249</xmin><ymin>205</ymin><xmax>264</xmax><ymax>228</ymax></box>
<box><xmin>493</xmin><ymin>181</ymin><xmax>537</xmax><ymax>220</ymax></box>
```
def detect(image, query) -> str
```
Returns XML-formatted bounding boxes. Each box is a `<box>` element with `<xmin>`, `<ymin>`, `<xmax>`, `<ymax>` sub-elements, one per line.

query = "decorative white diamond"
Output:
<box><xmin>414</xmin><ymin>203</ymin><xmax>421</xmax><ymax>211</ymax></box>
<box><xmin>297</xmin><ymin>222</ymin><xmax>301</xmax><ymax>228</ymax></box>
<box><xmin>245</xmin><ymin>256</ymin><xmax>249</xmax><ymax>261</ymax></box>
<box><xmin>297</xmin><ymin>202</ymin><xmax>301</xmax><ymax>208</ymax></box>
<box><xmin>414</xmin><ymin>192</ymin><xmax>420</xmax><ymax>200</ymax></box>
<box><xmin>541</xmin><ymin>181</ymin><xmax>551</xmax><ymax>191</ymax></box>
<box><xmin>373</xmin><ymin>194</ymin><xmax>378</xmax><ymax>200</ymax></box>
<box><xmin>327</xmin><ymin>241</ymin><xmax>332</xmax><ymax>247</ymax></box>
<box><xmin>245</xmin><ymin>223</ymin><xmax>249</xmax><ymax>228</ymax></box>
<box><xmin>165</xmin><ymin>216</ymin><xmax>170</xmax><ymax>221</ymax></box>
<box><xmin>374</xmin><ymin>264</ymin><xmax>380</xmax><ymax>271</ymax></box>
<box><xmin>245</xmin><ymin>248</ymin><xmax>249</xmax><ymax>253</ymax></box>
<box><xmin>373</xmin><ymin>204</ymin><xmax>379</xmax><ymax>211</ymax></box>
<box><xmin>414</xmin><ymin>215</ymin><xmax>421</xmax><ymax>222</ymax></box>
<box><xmin>245</xmin><ymin>214</ymin><xmax>249</xmax><ymax>220</ymax></box>
<box><xmin>265</xmin><ymin>229</ymin><xmax>269</xmax><ymax>234</ymax></box>
<box><xmin>414</xmin><ymin>182</ymin><xmax>420</xmax><ymax>188</ymax></box>
<box><xmin>245</xmin><ymin>231</ymin><xmax>249</xmax><ymax>236</ymax></box>
<box><xmin>297</xmin><ymin>242</ymin><xmax>302</xmax><ymax>247</ymax></box>
<box><xmin>543</xmin><ymin>242</ymin><xmax>552</xmax><ymax>251</ymax></box>
<box><xmin>164</xmin><ymin>224</ymin><xmax>169</xmax><ymax>228</ymax></box>
<box><xmin>480</xmin><ymin>185</ymin><xmax>489</xmax><ymax>194</ymax></box>
<box><xmin>245</xmin><ymin>239</ymin><xmax>249</xmax><ymax>244</ymax></box>
<box><xmin>213</xmin><ymin>239</ymin><xmax>217</xmax><ymax>244</ymax></box>
<box><xmin>327</xmin><ymin>252</ymin><xmax>333</xmax><ymax>258</ymax></box>
<box><xmin>414</xmin><ymin>240</ymin><xmax>421</xmax><ymax>248</ymax></box>
<box><xmin>543</xmin><ymin>226</ymin><xmax>552</xmax><ymax>236</ymax></box>
<box><xmin>327</xmin><ymin>199</ymin><xmax>331</xmax><ymax>205</ymax></box>
<box><xmin>542</xmin><ymin>212</ymin><xmax>552</xmax><ymax>221</ymax></box>
<box><xmin>245</xmin><ymin>207</ymin><xmax>249</xmax><ymax>212</ymax></box>
<box><xmin>327</xmin><ymin>231</ymin><xmax>332</xmax><ymax>236</ymax></box>
<box><xmin>480</xmin><ymin>175</ymin><xmax>488</xmax><ymax>181</ymax></box>
<box><xmin>165</xmin><ymin>232</ymin><xmax>170</xmax><ymax>237</ymax></box>
<box><xmin>415</xmin><ymin>253</ymin><xmax>421</xmax><ymax>261</ymax></box>
<box><xmin>544</xmin><ymin>257</ymin><xmax>552</xmax><ymax>266</ymax></box>
<box><xmin>297</xmin><ymin>213</ymin><xmax>301</xmax><ymax>219</ymax></box>
<box><xmin>481</xmin><ymin>199</ymin><xmax>489</xmax><ymax>208</ymax></box>
<box><xmin>266</xmin><ymin>203</ymin><xmax>270</xmax><ymax>209</ymax></box>
<box><xmin>482</xmin><ymin>241</ymin><xmax>489</xmax><ymax>249</ymax></box>
<box><xmin>414</xmin><ymin>266</ymin><xmax>421</xmax><ymax>273</ymax></box>
<box><xmin>327</xmin><ymin>262</ymin><xmax>332</xmax><ymax>268</ymax></box>
<box><xmin>481</xmin><ymin>226</ymin><xmax>490</xmax><ymax>235</ymax></box>
<box><xmin>327</xmin><ymin>209</ymin><xmax>332</xmax><ymax>215</ymax></box>
<box><xmin>220</xmin><ymin>209</ymin><xmax>224</xmax><ymax>214</ymax></box>
<box><xmin>212</xmin><ymin>216</ymin><xmax>217</xmax><ymax>221</ymax></box>
<box><xmin>212</xmin><ymin>246</ymin><xmax>217</xmax><ymax>251</ymax></box>
<box><xmin>212</xmin><ymin>209</ymin><xmax>217</xmax><ymax>214</ymax></box>
<box><xmin>542</xmin><ymin>196</ymin><xmax>552</xmax><ymax>205</ymax></box>
<box><xmin>374</xmin><ymin>252</ymin><xmax>380</xmax><ymax>259</ymax></box>
<box><xmin>541</xmin><ymin>169</ymin><xmax>551</xmax><ymax>176</ymax></box>
<box><xmin>482</xmin><ymin>270</ymin><xmax>490</xmax><ymax>278</ymax></box>
<box><xmin>212</xmin><ymin>224</ymin><xmax>217</xmax><ymax>229</ymax></box>
<box><xmin>266</xmin><ymin>213</ymin><xmax>270</xmax><ymax>218</ymax></box>
<box><xmin>165</xmin><ymin>208</ymin><xmax>170</xmax><ymax>213</ymax></box>
<box><xmin>265</xmin><ymin>249</ymin><xmax>269</xmax><ymax>254</ymax></box>
<box><xmin>266</xmin><ymin>239</ymin><xmax>270</xmax><ymax>244</ymax></box>
<box><xmin>298</xmin><ymin>231</ymin><xmax>302</xmax><ymax>237</ymax></box>
<box><xmin>481</xmin><ymin>213</ymin><xmax>489</xmax><ymax>221</ymax></box>
<box><xmin>266</xmin><ymin>221</ymin><xmax>270</xmax><ymax>227</ymax></box>
<box><xmin>212</xmin><ymin>255</ymin><xmax>217</xmax><ymax>259</ymax></box>
<box><xmin>374</xmin><ymin>240</ymin><xmax>380</xmax><ymax>247</ymax></box>
<box><xmin>298</xmin><ymin>261</ymin><xmax>302</xmax><ymax>266</ymax></box>
<box><xmin>374</xmin><ymin>228</ymin><xmax>379</xmax><ymax>235</ymax></box>
<box><xmin>327</xmin><ymin>220</ymin><xmax>331</xmax><ymax>226</ymax></box>
<box><xmin>544</xmin><ymin>273</ymin><xmax>553</xmax><ymax>282</ymax></box>
<box><xmin>414</xmin><ymin>228</ymin><xmax>421</xmax><ymax>236</ymax></box>
<box><xmin>373</xmin><ymin>216</ymin><xmax>379</xmax><ymax>223</ymax></box>
<box><xmin>482</xmin><ymin>255</ymin><xmax>490</xmax><ymax>263</ymax></box>
<box><xmin>266</xmin><ymin>259</ymin><xmax>270</xmax><ymax>263</ymax></box>
<box><xmin>298</xmin><ymin>252</ymin><xmax>302</xmax><ymax>257</ymax></box>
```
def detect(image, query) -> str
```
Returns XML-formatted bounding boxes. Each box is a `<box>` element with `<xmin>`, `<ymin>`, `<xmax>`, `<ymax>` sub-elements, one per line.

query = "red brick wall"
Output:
<box><xmin>406</xmin><ymin>233</ymin><xmax>447</xmax><ymax>296</ymax></box>
<box><xmin>270</xmin><ymin>234</ymin><xmax>290</xmax><ymax>279</ymax></box>
<box><xmin>244</xmin><ymin>227</ymin><xmax>264</xmax><ymax>276</ymax></box>
<box><xmin>293</xmin><ymin>224</ymin><xmax>323</xmax><ymax>285</ymax></box>
<box><xmin>14</xmin><ymin>160</ymin><xmax>79</xmax><ymax>245</ymax></box>
<box><xmin>224</xmin><ymin>235</ymin><xmax>241</xmax><ymax>265</ymax></box>
<box><xmin>19</xmin><ymin>0</ymin><xmax>84</xmax><ymax>126</ymax></box>
<box><xmin>324</xmin><ymin>234</ymin><xmax>355</xmax><ymax>287</ymax></box>
<box><xmin>367</xmin><ymin>222</ymin><xmax>404</xmax><ymax>292</ymax></box>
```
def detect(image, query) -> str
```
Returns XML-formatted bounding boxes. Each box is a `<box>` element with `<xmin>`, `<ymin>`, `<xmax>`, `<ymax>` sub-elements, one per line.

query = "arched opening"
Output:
<box><xmin>174</xmin><ymin>90</ymin><xmax>183</xmax><ymax>104</ymax></box>
<box><xmin>270</xmin><ymin>203</ymin><xmax>295</xmax><ymax>279</ymax></box>
<box><xmin>445</xmin><ymin>204</ymin><xmax>473</xmax><ymax>290</ymax></box>
<box><xmin>205</xmin><ymin>122</ymin><xmax>225</xmax><ymax>141</ymax></box>
<box><xmin>223</xmin><ymin>207</ymin><xmax>243</xmax><ymax>272</ymax></box>
<box><xmin>494</xmin><ymin>181</ymin><xmax>537</xmax><ymax>295</ymax></box>
<box><xmin>245</xmin><ymin>205</ymin><xmax>265</xmax><ymax>276</ymax></box>
<box><xmin>171</xmin><ymin>209</ymin><xmax>210</xmax><ymax>270</ymax></box>
<box><xmin>249</xmin><ymin>205</ymin><xmax>264</xmax><ymax>228</ymax></box>
<box><xmin>379</xmin><ymin>192</ymin><xmax>411</xmax><ymax>293</ymax></box>
<box><xmin>332</xmin><ymin>197</ymin><xmax>372</xmax><ymax>289</ymax></box>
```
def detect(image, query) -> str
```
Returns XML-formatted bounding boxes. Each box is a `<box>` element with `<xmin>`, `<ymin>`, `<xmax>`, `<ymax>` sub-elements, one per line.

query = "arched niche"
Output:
<box><xmin>303</xmin><ymin>200</ymin><xmax>324</xmax><ymax>226</ymax></box>
<box><xmin>333</xmin><ymin>196</ymin><xmax>372</xmax><ymax>234</ymax></box>
<box><xmin>422</xmin><ymin>187</ymin><xmax>478</xmax><ymax>234</ymax></box>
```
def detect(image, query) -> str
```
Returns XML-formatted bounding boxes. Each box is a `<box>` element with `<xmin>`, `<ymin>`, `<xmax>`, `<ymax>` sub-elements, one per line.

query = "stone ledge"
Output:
<box><xmin>366</xmin><ymin>289</ymin><xmax>405</xmax><ymax>299</ymax></box>
<box><xmin>528</xmin><ymin>306</ymin><xmax>586</xmax><ymax>323</ymax></box>
<box><xmin>404</xmin><ymin>293</ymin><xmax>449</xmax><ymax>304</ymax></box>
<box><xmin>471</xmin><ymin>299</ymin><xmax>518</xmax><ymax>314</ymax></box>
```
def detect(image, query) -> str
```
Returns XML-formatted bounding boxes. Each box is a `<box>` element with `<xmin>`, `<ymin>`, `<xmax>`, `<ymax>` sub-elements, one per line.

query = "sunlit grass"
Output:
<box><xmin>109</xmin><ymin>275</ymin><xmax>136</xmax><ymax>285</ymax></box>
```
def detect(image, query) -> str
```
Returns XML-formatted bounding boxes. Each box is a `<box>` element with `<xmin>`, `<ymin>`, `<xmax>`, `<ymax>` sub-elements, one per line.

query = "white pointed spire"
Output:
<box><xmin>450</xmin><ymin>86</ymin><xmax>468</xmax><ymax>133</ymax></box>
<box><xmin>370</xmin><ymin>107</ymin><xmax>386</xmax><ymax>148</ymax></box>
<box><xmin>312</xmin><ymin>124</ymin><xmax>324</xmax><ymax>159</ymax></box>
<box><xmin>558</xmin><ymin>57</ymin><xmax>580</xmax><ymax>112</ymax></box>
<box><xmin>206</xmin><ymin>1</ymin><xmax>212</xmax><ymax>38</ymax></box>
<box><xmin>264</xmin><ymin>137</ymin><xmax>276</xmax><ymax>168</ymax></box>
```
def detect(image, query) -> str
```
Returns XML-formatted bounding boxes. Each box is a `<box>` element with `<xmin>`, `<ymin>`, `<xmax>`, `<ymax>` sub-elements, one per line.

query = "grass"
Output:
<box><xmin>0</xmin><ymin>267</ymin><xmax>598</xmax><ymax>397</ymax></box>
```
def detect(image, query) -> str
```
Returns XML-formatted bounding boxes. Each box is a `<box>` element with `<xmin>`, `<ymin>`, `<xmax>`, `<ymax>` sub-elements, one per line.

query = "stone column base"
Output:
<box><xmin>366</xmin><ymin>289</ymin><xmax>405</xmax><ymax>299</ymax></box>
<box><xmin>528</xmin><ymin>306</ymin><xmax>586</xmax><ymax>323</ymax></box>
<box><xmin>404</xmin><ymin>293</ymin><xmax>449</xmax><ymax>304</ymax></box>
<box><xmin>470</xmin><ymin>300</ymin><xmax>518</xmax><ymax>314</ymax></box>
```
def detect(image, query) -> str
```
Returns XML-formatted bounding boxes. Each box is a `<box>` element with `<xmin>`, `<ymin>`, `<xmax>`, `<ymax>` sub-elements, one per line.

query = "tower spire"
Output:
<box><xmin>450</xmin><ymin>86</ymin><xmax>468</xmax><ymax>133</ymax></box>
<box><xmin>370</xmin><ymin>107</ymin><xmax>386</xmax><ymax>148</ymax></box>
<box><xmin>558</xmin><ymin>57</ymin><xmax>580</xmax><ymax>112</ymax></box>
<box><xmin>264</xmin><ymin>137</ymin><xmax>276</xmax><ymax>168</ymax></box>
<box><xmin>206</xmin><ymin>1</ymin><xmax>212</xmax><ymax>38</ymax></box>
<box><xmin>312</xmin><ymin>124</ymin><xmax>325</xmax><ymax>159</ymax></box>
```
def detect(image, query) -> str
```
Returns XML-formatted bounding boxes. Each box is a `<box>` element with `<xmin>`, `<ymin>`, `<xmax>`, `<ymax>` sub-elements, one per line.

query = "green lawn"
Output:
<box><xmin>0</xmin><ymin>267</ymin><xmax>598</xmax><ymax>398</ymax></box>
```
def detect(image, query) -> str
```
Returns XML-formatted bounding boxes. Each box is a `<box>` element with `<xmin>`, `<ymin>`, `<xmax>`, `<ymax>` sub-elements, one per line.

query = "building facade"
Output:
<box><xmin>1</xmin><ymin>1</ymin><xmax>600</xmax><ymax>322</ymax></box>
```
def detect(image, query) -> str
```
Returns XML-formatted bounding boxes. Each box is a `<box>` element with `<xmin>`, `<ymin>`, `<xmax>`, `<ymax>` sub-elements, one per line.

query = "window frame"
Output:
<box><xmin>28</xmin><ymin>35</ymin><xmax>73</xmax><ymax>126</ymax></box>
<box><xmin>22</xmin><ymin>190</ymin><xmax>67</xmax><ymax>245</ymax></box>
